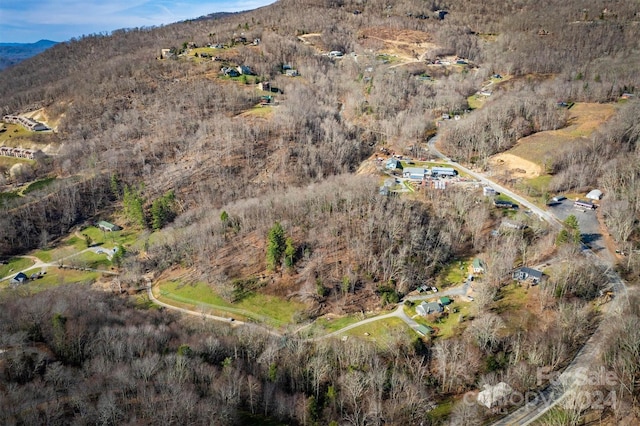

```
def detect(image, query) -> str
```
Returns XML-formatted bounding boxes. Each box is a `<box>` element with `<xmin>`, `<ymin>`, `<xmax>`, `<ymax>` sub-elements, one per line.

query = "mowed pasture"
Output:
<box><xmin>503</xmin><ymin>103</ymin><xmax>615</xmax><ymax>168</ymax></box>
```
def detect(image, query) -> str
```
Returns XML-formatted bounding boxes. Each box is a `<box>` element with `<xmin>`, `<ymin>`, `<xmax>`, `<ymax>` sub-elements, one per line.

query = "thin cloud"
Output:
<box><xmin>0</xmin><ymin>0</ymin><xmax>276</xmax><ymax>43</ymax></box>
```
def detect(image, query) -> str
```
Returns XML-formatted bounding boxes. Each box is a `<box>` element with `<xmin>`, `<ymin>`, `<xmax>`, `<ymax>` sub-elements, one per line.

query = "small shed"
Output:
<box><xmin>439</xmin><ymin>296</ymin><xmax>452</xmax><ymax>306</ymax></box>
<box><xmin>416</xmin><ymin>325</ymin><xmax>433</xmax><ymax>336</ymax></box>
<box><xmin>586</xmin><ymin>189</ymin><xmax>603</xmax><ymax>200</ymax></box>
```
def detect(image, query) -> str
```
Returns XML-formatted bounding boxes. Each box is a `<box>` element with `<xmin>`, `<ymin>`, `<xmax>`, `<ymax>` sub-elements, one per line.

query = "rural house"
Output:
<box><xmin>430</xmin><ymin>166</ymin><xmax>457</xmax><ymax>177</ymax></box>
<box><xmin>98</xmin><ymin>221</ymin><xmax>121</xmax><ymax>232</ymax></box>
<box><xmin>477</xmin><ymin>382</ymin><xmax>513</xmax><ymax>408</ymax></box>
<box><xmin>403</xmin><ymin>167</ymin><xmax>428</xmax><ymax>181</ymax></box>
<box><xmin>472</xmin><ymin>258</ymin><xmax>485</xmax><ymax>274</ymax></box>
<box><xmin>416</xmin><ymin>301</ymin><xmax>443</xmax><ymax>316</ymax></box>
<box><xmin>586</xmin><ymin>189</ymin><xmax>603</xmax><ymax>200</ymax></box>
<box><xmin>513</xmin><ymin>267</ymin><xmax>543</xmax><ymax>285</ymax></box>
<box><xmin>10</xmin><ymin>272</ymin><xmax>28</xmax><ymax>285</ymax></box>
<box><xmin>385</xmin><ymin>158</ymin><xmax>400</xmax><ymax>170</ymax></box>
<box><xmin>237</xmin><ymin>65</ymin><xmax>253</xmax><ymax>75</ymax></box>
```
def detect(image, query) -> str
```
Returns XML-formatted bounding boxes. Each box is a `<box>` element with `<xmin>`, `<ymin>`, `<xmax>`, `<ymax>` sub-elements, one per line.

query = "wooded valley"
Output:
<box><xmin>2</xmin><ymin>0</ymin><xmax>640</xmax><ymax>424</ymax></box>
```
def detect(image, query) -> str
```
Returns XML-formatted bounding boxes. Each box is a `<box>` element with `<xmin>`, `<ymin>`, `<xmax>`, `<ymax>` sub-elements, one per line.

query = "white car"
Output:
<box><xmin>431</xmin><ymin>287</ymin><xmax>438</xmax><ymax>293</ymax></box>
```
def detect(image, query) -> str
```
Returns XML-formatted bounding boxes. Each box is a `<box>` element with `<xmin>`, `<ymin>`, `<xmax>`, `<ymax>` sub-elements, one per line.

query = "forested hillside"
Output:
<box><xmin>2</xmin><ymin>0</ymin><xmax>640</xmax><ymax>424</ymax></box>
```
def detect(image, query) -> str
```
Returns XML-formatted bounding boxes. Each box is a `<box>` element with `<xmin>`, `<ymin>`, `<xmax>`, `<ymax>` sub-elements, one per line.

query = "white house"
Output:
<box><xmin>477</xmin><ymin>382</ymin><xmax>513</xmax><ymax>408</ymax></box>
<box><xmin>385</xmin><ymin>158</ymin><xmax>400</xmax><ymax>170</ymax></box>
<box><xmin>586</xmin><ymin>189</ymin><xmax>603</xmax><ymax>200</ymax></box>
<box><xmin>403</xmin><ymin>167</ymin><xmax>428</xmax><ymax>181</ymax></box>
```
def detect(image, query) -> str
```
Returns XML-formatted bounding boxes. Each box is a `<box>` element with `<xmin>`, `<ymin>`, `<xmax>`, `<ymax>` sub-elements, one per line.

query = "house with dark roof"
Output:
<box><xmin>513</xmin><ymin>267</ymin><xmax>543</xmax><ymax>285</ymax></box>
<box><xmin>10</xmin><ymin>272</ymin><xmax>28</xmax><ymax>285</ymax></box>
<box><xmin>416</xmin><ymin>301</ymin><xmax>443</xmax><ymax>316</ymax></box>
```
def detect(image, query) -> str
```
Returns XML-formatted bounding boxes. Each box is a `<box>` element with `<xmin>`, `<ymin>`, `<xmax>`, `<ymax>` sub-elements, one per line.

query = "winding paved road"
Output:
<box><xmin>427</xmin><ymin>134</ymin><xmax>628</xmax><ymax>425</ymax></box>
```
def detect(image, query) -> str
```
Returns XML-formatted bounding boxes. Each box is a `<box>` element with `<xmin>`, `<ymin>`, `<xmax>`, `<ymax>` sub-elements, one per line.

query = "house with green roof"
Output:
<box><xmin>98</xmin><ymin>221</ymin><xmax>121</xmax><ymax>232</ymax></box>
<box><xmin>472</xmin><ymin>258</ymin><xmax>485</xmax><ymax>274</ymax></box>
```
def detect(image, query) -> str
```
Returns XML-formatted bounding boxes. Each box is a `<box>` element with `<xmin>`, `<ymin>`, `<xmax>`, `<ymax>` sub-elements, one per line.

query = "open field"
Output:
<box><xmin>1</xmin><ymin>267</ymin><xmax>100</xmax><ymax>291</ymax></box>
<box><xmin>0</xmin><ymin>123</ymin><xmax>31</xmax><ymax>145</ymax></box>
<box><xmin>157</xmin><ymin>280</ymin><xmax>307</xmax><ymax>327</ymax></box>
<box><xmin>437</xmin><ymin>257</ymin><xmax>472</xmax><ymax>288</ymax></box>
<box><xmin>341</xmin><ymin>316</ymin><xmax>415</xmax><ymax>345</ymax></box>
<box><xmin>0</xmin><ymin>156</ymin><xmax>34</xmax><ymax>168</ymax></box>
<box><xmin>491</xmin><ymin>103</ymin><xmax>616</xmax><ymax>175</ymax></box>
<box><xmin>22</xmin><ymin>176</ymin><xmax>56</xmax><ymax>194</ymax></box>
<box><xmin>0</xmin><ymin>257</ymin><xmax>34</xmax><ymax>279</ymax></box>
<box><xmin>408</xmin><ymin>301</ymin><xmax>472</xmax><ymax>339</ymax></box>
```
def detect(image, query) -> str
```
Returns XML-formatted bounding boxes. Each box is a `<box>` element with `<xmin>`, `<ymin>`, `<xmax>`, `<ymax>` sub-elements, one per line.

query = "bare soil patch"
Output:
<box><xmin>489</xmin><ymin>153</ymin><xmax>543</xmax><ymax>178</ymax></box>
<box><xmin>359</xmin><ymin>27</ymin><xmax>437</xmax><ymax>61</ymax></box>
<box><xmin>489</xmin><ymin>103</ymin><xmax>616</xmax><ymax>176</ymax></box>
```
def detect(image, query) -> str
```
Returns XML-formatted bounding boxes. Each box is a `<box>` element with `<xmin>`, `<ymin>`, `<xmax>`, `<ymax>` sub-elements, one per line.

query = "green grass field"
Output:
<box><xmin>0</xmin><ymin>257</ymin><xmax>35</xmax><ymax>279</ymax></box>
<box><xmin>341</xmin><ymin>317</ymin><xmax>414</xmax><ymax>345</ymax></box>
<box><xmin>437</xmin><ymin>258</ymin><xmax>471</xmax><ymax>288</ymax></box>
<box><xmin>310</xmin><ymin>314</ymin><xmax>369</xmax><ymax>334</ymax></box>
<box><xmin>0</xmin><ymin>156</ymin><xmax>34</xmax><ymax>168</ymax></box>
<box><xmin>0</xmin><ymin>124</ymin><xmax>31</xmax><ymax>145</ymax></box>
<box><xmin>1</xmin><ymin>267</ymin><xmax>99</xmax><ymax>291</ymax></box>
<box><xmin>22</xmin><ymin>177</ymin><xmax>56</xmax><ymax>194</ymax></box>
<box><xmin>157</xmin><ymin>280</ymin><xmax>306</xmax><ymax>327</ymax></box>
<box><xmin>407</xmin><ymin>301</ymin><xmax>471</xmax><ymax>339</ymax></box>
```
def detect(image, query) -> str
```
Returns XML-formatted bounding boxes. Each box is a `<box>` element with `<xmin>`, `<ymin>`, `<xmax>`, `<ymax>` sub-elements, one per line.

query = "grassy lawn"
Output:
<box><xmin>157</xmin><ymin>280</ymin><xmax>306</xmax><ymax>327</ymax></box>
<box><xmin>0</xmin><ymin>124</ymin><xmax>31</xmax><ymax>144</ymax></box>
<box><xmin>22</xmin><ymin>176</ymin><xmax>56</xmax><ymax>194</ymax></box>
<box><xmin>0</xmin><ymin>257</ymin><xmax>35</xmax><ymax>279</ymax></box>
<box><xmin>506</xmin><ymin>103</ymin><xmax>615</xmax><ymax>166</ymax></box>
<box><xmin>70</xmin><ymin>251</ymin><xmax>112</xmax><ymax>269</ymax></box>
<box><xmin>311</xmin><ymin>314</ymin><xmax>368</xmax><ymax>334</ymax></box>
<box><xmin>433</xmin><ymin>303</ymin><xmax>470</xmax><ymax>338</ymax></box>
<box><xmin>496</xmin><ymin>282</ymin><xmax>528</xmax><ymax>312</ymax></box>
<box><xmin>427</xmin><ymin>397</ymin><xmax>454</xmax><ymax>424</ymax></box>
<box><xmin>1</xmin><ymin>267</ymin><xmax>99</xmax><ymax>291</ymax></box>
<box><xmin>81</xmin><ymin>226</ymin><xmax>140</xmax><ymax>248</ymax></box>
<box><xmin>0</xmin><ymin>156</ymin><xmax>34</xmax><ymax>168</ymax></box>
<box><xmin>244</xmin><ymin>105</ymin><xmax>274</xmax><ymax>117</ymax></box>
<box><xmin>341</xmin><ymin>317</ymin><xmax>414</xmax><ymax>345</ymax></box>
<box><xmin>516</xmin><ymin>174</ymin><xmax>553</xmax><ymax>202</ymax></box>
<box><xmin>437</xmin><ymin>258</ymin><xmax>471</xmax><ymax>288</ymax></box>
<box><xmin>32</xmin><ymin>235</ymin><xmax>88</xmax><ymax>263</ymax></box>
<box><xmin>407</xmin><ymin>302</ymin><xmax>471</xmax><ymax>339</ymax></box>
<box><xmin>467</xmin><ymin>94</ymin><xmax>485</xmax><ymax>110</ymax></box>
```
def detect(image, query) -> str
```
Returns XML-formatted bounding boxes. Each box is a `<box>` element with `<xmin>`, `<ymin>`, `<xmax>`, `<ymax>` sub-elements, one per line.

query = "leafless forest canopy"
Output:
<box><xmin>2</xmin><ymin>0</ymin><xmax>640</xmax><ymax>424</ymax></box>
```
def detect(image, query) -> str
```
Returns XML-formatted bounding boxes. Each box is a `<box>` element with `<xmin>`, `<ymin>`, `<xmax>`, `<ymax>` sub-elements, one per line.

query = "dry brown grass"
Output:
<box><xmin>490</xmin><ymin>103</ymin><xmax>616</xmax><ymax>177</ymax></box>
<box><xmin>359</xmin><ymin>27</ymin><xmax>437</xmax><ymax>61</ymax></box>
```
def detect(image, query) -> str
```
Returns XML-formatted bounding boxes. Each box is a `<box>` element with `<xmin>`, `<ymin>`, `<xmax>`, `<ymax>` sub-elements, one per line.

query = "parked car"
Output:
<box><xmin>431</xmin><ymin>286</ymin><xmax>438</xmax><ymax>293</ymax></box>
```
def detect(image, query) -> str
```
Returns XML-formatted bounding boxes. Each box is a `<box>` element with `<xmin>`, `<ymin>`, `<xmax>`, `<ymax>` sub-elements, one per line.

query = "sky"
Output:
<box><xmin>0</xmin><ymin>0</ymin><xmax>276</xmax><ymax>43</ymax></box>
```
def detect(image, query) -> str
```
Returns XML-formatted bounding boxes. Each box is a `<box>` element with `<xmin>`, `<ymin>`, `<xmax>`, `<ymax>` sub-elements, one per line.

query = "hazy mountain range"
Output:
<box><xmin>0</xmin><ymin>40</ymin><xmax>58</xmax><ymax>70</ymax></box>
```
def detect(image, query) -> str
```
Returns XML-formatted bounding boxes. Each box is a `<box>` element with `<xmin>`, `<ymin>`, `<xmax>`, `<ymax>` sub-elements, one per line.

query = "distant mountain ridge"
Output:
<box><xmin>0</xmin><ymin>39</ymin><xmax>58</xmax><ymax>71</ymax></box>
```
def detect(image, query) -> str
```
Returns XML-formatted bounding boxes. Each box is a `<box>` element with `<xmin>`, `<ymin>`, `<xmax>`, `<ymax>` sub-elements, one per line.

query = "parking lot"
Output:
<box><xmin>547</xmin><ymin>198</ymin><xmax>607</xmax><ymax>254</ymax></box>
